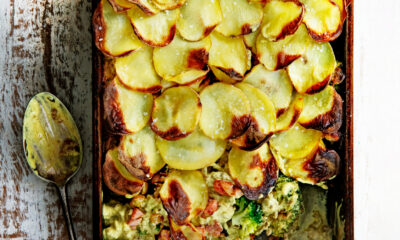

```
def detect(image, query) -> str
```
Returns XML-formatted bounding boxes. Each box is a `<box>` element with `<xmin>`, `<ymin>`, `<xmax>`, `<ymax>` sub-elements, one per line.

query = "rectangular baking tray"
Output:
<box><xmin>92</xmin><ymin>2</ymin><xmax>354</xmax><ymax>239</ymax></box>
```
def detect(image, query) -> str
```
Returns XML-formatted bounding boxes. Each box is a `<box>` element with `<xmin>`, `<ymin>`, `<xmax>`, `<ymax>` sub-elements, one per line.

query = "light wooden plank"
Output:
<box><xmin>0</xmin><ymin>0</ymin><xmax>93</xmax><ymax>239</ymax></box>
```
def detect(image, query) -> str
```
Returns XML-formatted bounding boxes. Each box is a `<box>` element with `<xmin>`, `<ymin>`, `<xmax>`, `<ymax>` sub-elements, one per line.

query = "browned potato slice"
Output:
<box><xmin>215</xmin><ymin>0</ymin><xmax>263</xmax><ymax>36</ymax></box>
<box><xmin>188</xmin><ymin>78</ymin><xmax>210</xmax><ymax>93</ymax></box>
<box><xmin>298</xmin><ymin>85</ymin><xmax>343</xmax><ymax>133</ymax></box>
<box><xmin>209</xmin><ymin>32</ymin><xmax>251</xmax><ymax>83</ymax></box>
<box><xmin>243</xmin><ymin>64</ymin><xmax>293</xmax><ymax>116</ymax></box>
<box><xmin>170</xmin><ymin>219</ymin><xmax>203</xmax><ymax>240</ymax></box>
<box><xmin>256</xmin><ymin>24</ymin><xmax>311</xmax><ymax>70</ymax></box>
<box><xmin>261</xmin><ymin>0</ymin><xmax>304</xmax><ymax>41</ymax></box>
<box><xmin>275</xmin><ymin>94</ymin><xmax>303</xmax><ymax>132</ymax></box>
<box><xmin>103</xmin><ymin>78</ymin><xmax>153</xmax><ymax>134</ymax></box>
<box><xmin>93</xmin><ymin>0</ymin><xmax>143</xmax><ymax>57</ymax></box>
<box><xmin>131</xmin><ymin>0</ymin><xmax>161</xmax><ymax>15</ymax></box>
<box><xmin>151</xmin><ymin>86</ymin><xmax>201</xmax><ymax>140</ymax></box>
<box><xmin>272</xmin><ymin>142</ymin><xmax>340</xmax><ymax>184</ymax></box>
<box><xmin>152</xmin><ymin>0</ymin><xmax>186</xmax><ymax>10</ymax></box>
<box><xmin>127</xmin><ymin>5</ymin><xmax>179</xmax><ymax>47</ymax></box>
<box><xmin>118</xmin><ymin>126</ymin><xmax>165</xmax><ymax>180</ymax></box>
<box><xmin>177</xmin><ymin>0</ymin><xmax>222</xmax><ymax>41</ymax></box>
<box><xmin>103</xmin><ymin>148</ymin><xmax>144</xmax><ymax>196</ymax></box>
<box><xmin>228</xmin><ymin>143</ymin><xmax>278</xmax><ymax>200</ymax></box>
<box><xmin>243</xmin><ymin>28</ymin><xmax>260</xmax><ymax>53</ymax></box>
<box><xmin>160</xmin><ymin>170</ymin><xmax>208</xmax><ymax>224</ymax></box>
<box><xmin>108</xmin><ymin>0</ymin><xmax>136</xmax><ymax>12</ymax></box>
<box><xmin>270</xmin><ymin>123</ymin><xmax>322</xmax><ymax>159</ymax></box>
<box><xmin>199</xmin><ymin>83</ymin><xmax>251</xmax><ymax>140</ymax></box>
<box><xmin>115</xmin><ymin>45</ymin><xmax>161</xmax><ymax>93</ymax></box>
<box><xmin>301</xmin><ymin>0</ymin><xmax>343</xmax><ymax>41</ymax></box>
<box><xmin>156</xmin><ymin>127</ymin><xmax>226</xmax><ymax>170</ymax></box>
<box><xmin>231</xmin><ymin>83</ymin><xmax>276</xmax><ymax>150</ymax></box>
<box><xmin>153</xmin><ymin>35</ymin><xmax>211</xmax><ymax>85</ymax></box>
<box><xmin>287</xmin><ymin>41</ymin><xmax>336</xmax><ymax>94</ymax></box>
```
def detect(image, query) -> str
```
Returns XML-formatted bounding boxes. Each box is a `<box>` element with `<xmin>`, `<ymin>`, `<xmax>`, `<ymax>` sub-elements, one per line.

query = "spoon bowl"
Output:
<box><xmin>23</xmin><ymin>92</ymin><xmax>82</xmax><ymax>240</ymax></box>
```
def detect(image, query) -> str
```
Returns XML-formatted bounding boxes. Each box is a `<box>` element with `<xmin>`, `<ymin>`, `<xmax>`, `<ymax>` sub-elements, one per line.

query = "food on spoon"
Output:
<box><xmin>151</xmin><ymin>86</ymin><xmax>201</xmax><ymax>140</ymax></box>
<box><xmin>93</xmin><ymin>0</ymin><xmax>143</xmax><ymax>57</ymax></box>
<box><xmin>287</xmin><ymin>40</ymin><xmax>336</xmax><ymax>94</ymax></box>
<box><xmin>298</xmin><ymin>85</ymin><xmax>343</xmax><ymax>133</ymax></box>
<box><xmin>256</xmin><ymin>24</ymin><xmax>311</xmax><ymax>70</ymax></box>
<box><xmin>199</xmin><ymin>83</ymin><xmax>251</xmax><ymax>140</ymax></box>
<box><xmin>177</xmin><ymin>0</ymin><xmax>222</xmax><ymax>41</ymax></box>
<box><xmin>243</xmin><ymin>64</ymin><xmax>293</xmax><ymax>117</ymax></box>
<box><xmin>261</xmin><ymin>0</ymin><xmax>304</xmax><ymax>41</ymax></box>
<box><xmin>156</xmin><ymin>127</ymin><xmax>226</xmax><ymax>170</ymax></box>
<box><xmin>231</xmin><ymin>83</ymin><xmax>276</xmax><ymax>150</ymax></box>
<box><xmin>103</xmin><ymin>148</ymin><xmax>144</xmax><ymax>196</ymax></box>
<box><xmin>160</xmin><ymin>170</ymin><xmax>208</xmax><ymax>224</ymax></box>
<box><xmin>103</xmin><ymin>77</ymin><xmax>153</xmax><ymax>134</ymax></box>
<box><xmin>209</xmin><ymin>32</ymin><xmax>251</xmax><ymax>83</ymax></box>
<box><xmin>118</xmin><ymin>126</ymin><xmax>165</xmax><ymax>180</ymax></box>
<box><xmin>215</xmin><ymin>0</ymin><xmax>263</xmax><ymax>37</ymax></box>
<box><xmin>115</xmin><ymin>45</ymin><xmax>162</xmax><ymax>93</ymax></box>
<box><xmin>127</xmin><ymin>5</ymin><xmax>179</xmax><ymax>47</ymax></box>
<box><xmin>228</xmin><ymin>143</ymin><xmax>279</xmax><ymax>200</ymax></box>
<box><xmin>153</xmin><ymin>35</ymin><xmax>210</xmax><ymax>85</ymax></box>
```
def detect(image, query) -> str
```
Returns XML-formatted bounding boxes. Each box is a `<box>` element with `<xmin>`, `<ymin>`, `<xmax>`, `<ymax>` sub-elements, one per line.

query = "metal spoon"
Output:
<box><xmin>23</xmin><ymin>92</ymin><xmax>82</xmax><ymax>240</ymax></box>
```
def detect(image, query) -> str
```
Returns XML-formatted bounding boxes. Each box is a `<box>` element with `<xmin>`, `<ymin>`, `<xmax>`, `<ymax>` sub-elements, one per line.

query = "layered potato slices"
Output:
<box><xmin>95</xmin><ymin>0</ymin><xmax>348</xmax><ymax>238</ymax></box>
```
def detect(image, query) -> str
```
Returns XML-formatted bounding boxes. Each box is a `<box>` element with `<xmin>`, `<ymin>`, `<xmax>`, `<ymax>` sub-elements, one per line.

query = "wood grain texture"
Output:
<box><xmin>0</xmin><ymin>0</ymin><xmax>93</xmax><ymax>239</ymax></box>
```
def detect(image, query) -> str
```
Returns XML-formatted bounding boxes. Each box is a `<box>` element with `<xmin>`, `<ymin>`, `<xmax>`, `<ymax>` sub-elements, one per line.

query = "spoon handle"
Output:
<box><xmin>56</xmin><ymin>184</ymin><xmax>77</xmax><ymax>240</ymax></box>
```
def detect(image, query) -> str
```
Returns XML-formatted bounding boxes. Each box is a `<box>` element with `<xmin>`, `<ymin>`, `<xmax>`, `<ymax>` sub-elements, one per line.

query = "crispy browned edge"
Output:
<box><xmin>92</xmin><ymin>2</ymin><xmax>354</xmax><ymax>239</ymax></box>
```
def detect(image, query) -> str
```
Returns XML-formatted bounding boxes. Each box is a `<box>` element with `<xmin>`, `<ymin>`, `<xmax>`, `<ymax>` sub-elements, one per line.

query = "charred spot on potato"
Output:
<box><xmin>163</xmin><ymin>180</ymin><xmax>191</xmax><ymax>225</ymax></box>
<box><xmin>103</xmin><ymin>82</ymin><xmax>129</xmax><ymax>134</ymax></box>
<box><xmin>276</xmin><ymin>52</ymin><xmax>301</xmax><ymax>70</ymax></box>
<box><xmin>241</xmin><ymin>24</ymin><xmax>252</xmax><ymax>35</ymax></box>
<box><xmin>187</xmin><ymin>48</ymin><xmax>209</xmax><ymax>70</ymax></box>
<box><xmin>303</xmin><ymin>148</ymin><xmax>340</xmax><ymax>183</ymax></box>
<box><xmin>229</xmin><ymin>114</ymin><xmax>251</xmax><ymax>139</ymax></box>
<box><xmin>203</xmin><ymin>25</ymin><xmax>217</xmax><ymax>37</ymax></box>
<box><xmin>330</xmin><ymin>66</ymin><xmax>345</xmax><ymax>85</ymax></box>
<box><xmin>218</xmin><ymin>67</ymin><xmax>244</xmax><ymax>81</ymax></box>
<box><xmin>231</xmin><ymin>120</ymin><xmax>271</xmax><ymax>151</ymax></box>
<box><xmin>119</xmin><ymin>153</ymin><xmax>150</xmax><ymax>180</ymax></box>
<box><xmin>305</xmin><ymin>75</ymin><xmax>331</xmax><ymax>94</ymax></box>
<box><xmin>151</xmin><ymin>125</ymin><xmax>191</xmax><ymax>141</ymax></box>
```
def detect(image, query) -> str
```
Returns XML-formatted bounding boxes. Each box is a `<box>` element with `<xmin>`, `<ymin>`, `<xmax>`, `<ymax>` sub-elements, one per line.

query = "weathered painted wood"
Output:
<box><xmin>0</xmin><ymin>0</ymin><xmax>93</xmax><ymax>239</ymax></box>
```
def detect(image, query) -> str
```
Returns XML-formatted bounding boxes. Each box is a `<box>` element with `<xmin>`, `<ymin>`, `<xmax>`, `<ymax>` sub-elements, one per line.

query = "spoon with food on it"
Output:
<box><xmin>23</xmin><ymin>92</ymin><xmax>82</xmax><ymax>240</ymax></box>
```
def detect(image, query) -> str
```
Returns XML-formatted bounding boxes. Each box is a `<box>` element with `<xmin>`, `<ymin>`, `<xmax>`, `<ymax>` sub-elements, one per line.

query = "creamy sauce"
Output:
<box><xmin>23</xmin><ymin>93</ymin><xmax>82</xmax><ymax>185</ymax></box>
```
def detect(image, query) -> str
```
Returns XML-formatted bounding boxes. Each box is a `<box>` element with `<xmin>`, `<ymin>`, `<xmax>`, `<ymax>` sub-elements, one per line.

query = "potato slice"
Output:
<box><xmin>118</xmin><ymin>126</ymin><xmax>165</xmax><ymax>180</ymax></box>
<box><xmin>228</xmin><ymin>143</ymin><xmax>278</xmax><ymax>200</ymax></box>
<box><xmin>93</xmin><ymin>0</ymin><xmax>143</xmax><ymax>57</ymax></box>
<box><xmin>131</xmin><ymin>0</ymin><xmax>161</xmax><ymax>15</ymax></box>
<box><xmin>103</xmin><ymin>148</ymin><xmax>143</xmax><ymax>196</ymax></box>
<box><xmin>127</xmin><ymin>6</ymin><xmax>179</xmax><ymax>47</ymax></box>
<box><xmin>243</xmin><ymin>28</ymin><xmax>260</xmax><ymax>53</ymax></box>
<box><xmin>275</xmin><ymin>94</ymin><xmax>303</xmax><ymax>132</ymax></box>
<box><xmin>301</xmin><ymin>0</ymin><xmax>342</xmax><ymax>41</ymax></box>
<box><xmin>209</xmin><ymin>32</ymin><xmax>251</xmax><ymax>83</ymax></box>
<box><xmin>243</xmin><ymin>64</ymin><xmax>293</xmax><ymax>116</ymax></box>
<box><xmin>156</xmin><ymin>127</ymin><xmax>226</xmax><ymax>170</ymax></box>
<box><xmin>272</xmin><ymin>142</ymin><xmax>340</xmax><ymax>184</ymax></box>
<box><xmin>151</xmin><ymin>86</ymin><xmax>201</xmax><ymax>140</ymax></box>
<box><xmin>115</xmin><ymin>45</ymin><xmax>161</xmax><ymax>93</ymax></box>
<box><xmin>108</xmin><ymin>0</ymin><xmax>136</xmax><ymax>12</ymax></box>
<box><xmin>256</xmin><ymin>24</ymin><xmax>311</xmax><ymax>70</ymax></box>
<box><xmin>103</xmin><ymin>78</ymin><xmax>153</xmax><ymax>134</ymax></box>
<box><xmin>231</xmin><ymin>83</ymin><xmax>276</xmax><ymax>150</ymax></box>
<box><xmin>188</xmin><ymin>78</ymin><xmax>210</xmax><ymax>93</ymax></box>
<box><xmin>153</xmin><ymin>35</ymin><xmax>211</xmax><ymax>85</ymax></box>
<box><xmin>270</xmin><ymin>123</ymin><xmax>322</xmax><ymax>159</ymax></box>
<box><xmin>287</xmin><ymin>41</ymin><xmax>336</xmax><ymax>94</ymax></box>
<box><xmin>177</xmin><ymin>0</ymin><xmax>222</xmax><ymax>41</ymax></box>
<box><xmin>170</xmin><ymin>219</ymin><xmax>203</xmax><ymax>240</ymax></box>
<box><xmin>298</xmin><ymin>85</ymin><xmax>343</xmax><ymax>133</ymax></box>
<box><xmin>261</xmin><ymin>0</ymin><xmax>304</xmax><ymax>41</ymax></box>
<box><xmin>160</xmin><ymin>170</ymin><xmax>208</xmax><ymax>224</ymax></box>
<box><xmin>152</xmin><ymin>0</ymin><xmax>186</xmax><ymax>10</ymax></box>
<box><xmin>199</xmin><ymin>83</ymin><xmax>251</xmax><ymax>140</ymax></box>
<box><xmin>215</xmin><ymin>0</ymin><xmax>263</xmax><ymax>36</ymax></box>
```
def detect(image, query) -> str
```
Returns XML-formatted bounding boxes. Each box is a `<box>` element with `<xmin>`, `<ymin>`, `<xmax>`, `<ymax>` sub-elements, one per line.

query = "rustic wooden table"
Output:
<box><xmin>1</xmin><ymin>0</ymin><xmax>400</xmax><ymax>240</ymax></box>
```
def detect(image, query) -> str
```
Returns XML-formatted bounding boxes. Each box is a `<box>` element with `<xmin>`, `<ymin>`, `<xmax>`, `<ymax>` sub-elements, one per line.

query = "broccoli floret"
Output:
<box><xmin>232</xmin><ymin>196</ymin><xmax>263</xmax><ymax>237</ymax></box>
